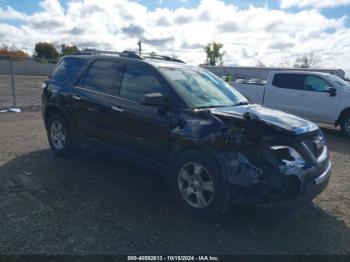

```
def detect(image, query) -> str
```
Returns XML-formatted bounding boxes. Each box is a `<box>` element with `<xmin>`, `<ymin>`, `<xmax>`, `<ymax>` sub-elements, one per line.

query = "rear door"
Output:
<box><xmin>72</xmin><ymin>60</ymin><xmax>122</xmax><ymax>141</ymax></box>
<box><xmin>263</xmin><ymin>73</ymin><xmax>303</xmax><ymax>115</ymax></box>
<box><xmin>293</xmin><ymin>74</ymin><xmax>340</xmax><ymax>123</ymax></box>
<box><xmin>109</xmin><ymin>63</ymin><xmax>172</xmax><ymax>163</ymax></box>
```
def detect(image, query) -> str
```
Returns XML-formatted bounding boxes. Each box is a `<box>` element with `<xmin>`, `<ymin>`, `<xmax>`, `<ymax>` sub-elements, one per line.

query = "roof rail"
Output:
<box><xmin>72</xmin><ymin>49</ymin><xmax>185</xmax><ymax>63</ymax></box>
<box><xmin>72</xmin><ymin>50</ymin><xmax>144</xmax><ymax>59</ymax></box>
<box><xmin>141</xmin><ymin>52</ymin><xmax>185</xmax><ymax>64</ymax></box>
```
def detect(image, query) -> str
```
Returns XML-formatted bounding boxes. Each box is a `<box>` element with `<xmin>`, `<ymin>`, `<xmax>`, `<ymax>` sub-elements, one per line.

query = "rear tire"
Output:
<box><xmin>47</xmin><ymin>114</ymin><xmax>76</xmax><ymax>157</ymax></box>
<box><xmin>340</xmin><ymin>113</ymin><xmax>350</xmax><ymax>138</ymax></box>
<box><xmin>171</xmin><ymin>150</ymin><xmax>230</xmax><ymax>219</ymax></box>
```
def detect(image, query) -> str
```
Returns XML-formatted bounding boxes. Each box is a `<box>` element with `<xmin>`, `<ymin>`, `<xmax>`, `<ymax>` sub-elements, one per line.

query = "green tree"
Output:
<box><xmin>34</xmin><ymin>42</ymin><xmax>59</xmax><ymax>60</ymax></box>
<box><xmin>204</xmin><ymin>42</ymin><xmax>225</xmax><ymax>66</ymax></box>
<box><xmin>60</xmin><ymin>44</ymin><xmax>79</xmax><ymax>56</ymax></box>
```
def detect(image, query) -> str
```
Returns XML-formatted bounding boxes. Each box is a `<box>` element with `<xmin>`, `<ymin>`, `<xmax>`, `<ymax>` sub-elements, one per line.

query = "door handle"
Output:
<box><xmin>111</xmin><ymin>106</ymin><xmax>124</xmax><ymax>113</ymax></box>
<box><xmin>72</xmin><ymin>95</ymin><xmax>81</xmax><ymax>101</ymax></box>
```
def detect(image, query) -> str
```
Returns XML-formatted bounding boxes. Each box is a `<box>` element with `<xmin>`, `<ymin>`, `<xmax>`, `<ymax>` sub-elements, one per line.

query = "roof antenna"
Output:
<box><xmin>137</xmin><ymin>40</ymin><xmax>142</xmax><ymax>55</ymax></box>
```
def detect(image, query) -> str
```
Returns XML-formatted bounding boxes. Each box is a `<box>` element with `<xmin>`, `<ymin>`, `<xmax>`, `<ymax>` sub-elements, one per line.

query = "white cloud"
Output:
<box><xmin>0</xmin><ymin>6</ymin><xmax>27</xmax><ymax>20</ymax></box>
<box><xmin>39</xmin><ymin>0</ymin><xmax>64</xmax><ymax>15</ymax></box>
<box><xmin>280</xmin><ymin>0</ymin><xmax>350</xmax><ymax>9</ymax></box>
<box><xmin>0</xmin><ymin>0</ymin><xmax>349</xmax><ymax>76</ymax></box>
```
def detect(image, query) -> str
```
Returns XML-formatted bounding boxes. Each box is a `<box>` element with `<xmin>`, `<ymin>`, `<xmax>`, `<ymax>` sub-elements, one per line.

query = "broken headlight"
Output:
<box><xmin>270</xmin><ymin>145</ymin><xmax>306</xmax><ymax>179</ymax></box>
<box><xmin>270</xmin><ymin>145</ymin><xmax>305</xmax><ymax>167</ymax></box>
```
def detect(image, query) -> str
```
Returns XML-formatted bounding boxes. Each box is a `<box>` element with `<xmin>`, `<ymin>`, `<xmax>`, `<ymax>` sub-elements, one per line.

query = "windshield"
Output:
<box><xmin>328</xmin><ymin>74</ymin><xmax>350</xmax><ymax>91</ymax></box>
<box><xmin>159</xmin><ymin>66</ymin><xmax>248</xmax><ymax>108</ymax></box>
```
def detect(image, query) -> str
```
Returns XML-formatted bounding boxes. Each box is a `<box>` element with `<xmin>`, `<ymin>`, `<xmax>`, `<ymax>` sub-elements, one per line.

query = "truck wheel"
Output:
<box><xmin>47</xmin><ymin>114</ymin><xmax>76</xmax><ymax>157</ymax></box>
<box><xmin>171</xmin><ymin>150</ymin><xmax>230</xmax><ymax>218</ymax></box>
<box><xmin>340</xmin><ymin>113</ymin><xmax>350</xmax><ymax>138</ymax></box>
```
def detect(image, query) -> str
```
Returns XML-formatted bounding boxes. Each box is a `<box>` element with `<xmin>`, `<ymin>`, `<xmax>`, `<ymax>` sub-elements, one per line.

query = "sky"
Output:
<box><xmin>0</xmin><ymin>0</ymin><xmax>350</xmax><ymax>75</ymax></box>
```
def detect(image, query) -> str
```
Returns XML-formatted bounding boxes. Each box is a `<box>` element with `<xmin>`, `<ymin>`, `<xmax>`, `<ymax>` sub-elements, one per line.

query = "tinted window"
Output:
<box><xmin>119</xmin><ymin>64</ymin><xmax>163</xmax><ymax>102</ymax></box>
<box><xmin>83</xmin><ymin>61</ymin><xmax>120</xmax><ymax>95</ymax></box>
<box><xmin>272</xmin><ymin>74</ymin><xmax>304</xmax><ymax>90</ymax></box>
<box><xmin>50</xmin><ymin>57</ymin><xmax>88</xmax><ymax>83</ymax></box>
<box><xmin>303</xmin><ymin>75</ymin><xmax>331</xmax><ymax>92</ymax></box>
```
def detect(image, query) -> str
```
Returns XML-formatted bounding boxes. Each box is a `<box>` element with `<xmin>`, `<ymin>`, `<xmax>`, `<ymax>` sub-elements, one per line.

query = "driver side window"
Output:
<box><xmin>303</xmin><ymin>75</ymin><xmax>331</xmax><ymax>92</ymax></box>
<box><xmin>119</xmin><ymin>64</ymin><xmax>164</xmax><ymax>102</ymax></box>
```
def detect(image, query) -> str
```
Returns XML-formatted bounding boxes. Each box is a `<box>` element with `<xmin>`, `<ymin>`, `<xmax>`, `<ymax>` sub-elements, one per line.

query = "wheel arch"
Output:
<box><xmin>44</xmin><ymin>105</ymin><xmax>69</xmax><ymax>130</ymax></box>
<box><xmin>335</xmin><ymin>107</ymin><xmax>350</xmax><ymax>127</ymax></box>
<box><xmin>169</xmin><ymin>138</ymin><xmax>228</xmax><ymax>178</ymax></box>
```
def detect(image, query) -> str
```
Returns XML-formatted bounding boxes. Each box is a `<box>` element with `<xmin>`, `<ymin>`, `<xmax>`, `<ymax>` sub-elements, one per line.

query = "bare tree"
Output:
<box><xmin>204</xmin><ymin>42</ymin><xmax>225</xmax><ymax>66</ymax></box>
<box><xmin>256</xmin><ymin>60</ymin><xmax>266</xmax><ymax>68</ymax></box>
<box><xmin>294</xmin><ymin>52</ymin><xmax>321</xmax><ymax>68</ymax></box>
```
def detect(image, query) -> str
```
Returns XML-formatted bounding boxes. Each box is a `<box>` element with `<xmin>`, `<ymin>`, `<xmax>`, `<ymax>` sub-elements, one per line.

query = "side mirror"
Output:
<box><xmin>141</xmin><ymin>92</ymin><xmax>169</xmax><ymax>107</ymax></box>
<box><xmin>328</xmin><ymin>87</ymin><xmax>337</xmax><ymax>97</ymax></box>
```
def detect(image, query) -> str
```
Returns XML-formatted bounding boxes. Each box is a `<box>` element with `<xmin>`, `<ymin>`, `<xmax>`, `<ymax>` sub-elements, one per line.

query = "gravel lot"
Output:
<box><xmin>0</xmin><ymin>111</ymin><xmax>350</xmax><ymax>255</ymax></box>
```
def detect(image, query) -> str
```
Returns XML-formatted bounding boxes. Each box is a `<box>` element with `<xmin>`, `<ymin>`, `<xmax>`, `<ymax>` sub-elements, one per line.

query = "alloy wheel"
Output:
<box><xmin>177</xmin><ymin>162</ymin><xmax>215</xmax><ymax>208</ymax></box>
<box><xmin>345</xmin><ymin>118</ymin><xmax>350</xmax><ymax>136</ymax></box>
<box><xmin>50</xmin><ymin>120</ymin><xmax>66</xmax><ymax>150</ymax></box>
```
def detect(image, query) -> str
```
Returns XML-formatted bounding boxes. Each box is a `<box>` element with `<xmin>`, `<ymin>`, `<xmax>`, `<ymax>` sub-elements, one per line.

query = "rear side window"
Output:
<box><xmin>83</xmin><ymin>60</ymin><xmax>120</xmax><ymax>95</ymax></box>
<box><xmin>119</xmin><ymin>64</ymin><xmax>163</xmax><ymax>102</ymax></box>
<box><xmin>272</xmin><ymin>73</ymin><xmax>304</xmax><ymax>90</ymax></box>
<box><xmin>50</xmin><ymin>57</ymin><xmax>88</xmax><ymax>83</ymax></box>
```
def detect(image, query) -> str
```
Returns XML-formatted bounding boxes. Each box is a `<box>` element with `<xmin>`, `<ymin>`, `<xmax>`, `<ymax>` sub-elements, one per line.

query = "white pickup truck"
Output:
<box><xmin>233</xmin><ymin>71</ymin><xmax>350</xmax><ymax>136</ymax></box>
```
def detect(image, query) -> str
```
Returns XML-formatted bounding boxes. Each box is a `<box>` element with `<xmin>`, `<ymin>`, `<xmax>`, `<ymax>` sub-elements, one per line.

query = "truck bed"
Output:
<box><xmin>232</xmin><ymin>82</ymin><xmax>265</xmax><ymax>105</ymax></box>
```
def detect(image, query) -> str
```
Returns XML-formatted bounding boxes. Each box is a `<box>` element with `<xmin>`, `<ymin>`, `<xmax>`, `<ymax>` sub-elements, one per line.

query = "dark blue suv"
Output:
<box><xmin>42</xmin><ymin>51</ymin><xmax>331</xmax><ymax>217</ymax></box>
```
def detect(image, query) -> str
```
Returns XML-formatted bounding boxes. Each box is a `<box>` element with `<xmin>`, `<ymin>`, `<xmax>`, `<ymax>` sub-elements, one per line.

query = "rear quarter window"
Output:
<box><xmin>50</xmin><ymin>57</ymin><xmax>88</xmax><ymax>83</ymax></box>
<box><xmin>272</xmin><ymin>73</ymin><xmax>304</xmax><ymax>90</ymax></box>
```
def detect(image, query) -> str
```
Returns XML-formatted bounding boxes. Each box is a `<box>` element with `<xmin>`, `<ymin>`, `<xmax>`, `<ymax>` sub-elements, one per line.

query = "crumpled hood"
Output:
<box><xmin>210</xmin><ymin>104</ymin><xmax>319</xmax><ymax>135</ymax></box>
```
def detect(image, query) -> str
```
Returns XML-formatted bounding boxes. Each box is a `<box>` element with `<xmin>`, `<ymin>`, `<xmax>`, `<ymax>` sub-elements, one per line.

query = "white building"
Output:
<box><xmin>202</xmin><ymin>66</ymin><xmax>346</xmax><ymax>80</ymax></box>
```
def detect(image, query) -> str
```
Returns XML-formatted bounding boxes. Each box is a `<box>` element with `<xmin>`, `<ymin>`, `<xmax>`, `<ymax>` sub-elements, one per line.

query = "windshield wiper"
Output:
<box><xmin>194</xmin><ymin>105</ymin><xmax>228</xmax><ymax>109</ymax></box>
<box><xmin>194</xmin><ymin>102</ymin><xmax>250</xmax><ymax>109</ymax></box>
<box><xmin>233</xmin><ymin>101</ymin><xmax>250</xmax><ymax>106</ymax></box>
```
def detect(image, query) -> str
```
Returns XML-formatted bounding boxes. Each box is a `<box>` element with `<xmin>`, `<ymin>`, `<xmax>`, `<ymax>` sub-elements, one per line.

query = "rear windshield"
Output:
<box><xmin>50</xmin><ymin>57</ymin><xmax>88</xmax><ymax>83</ymax></box>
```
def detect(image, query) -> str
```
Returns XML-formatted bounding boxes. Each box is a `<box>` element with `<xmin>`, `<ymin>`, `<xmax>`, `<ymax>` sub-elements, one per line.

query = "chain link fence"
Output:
<box><xmin>0</xmin><ymin>55</ymin><xmax>56</xmax><ymax>111</ymax></box>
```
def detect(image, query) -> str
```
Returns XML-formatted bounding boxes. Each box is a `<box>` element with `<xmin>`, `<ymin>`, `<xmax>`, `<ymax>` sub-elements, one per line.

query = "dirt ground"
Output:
<box><xmin>0</xmin><ymin>111</ymin><xmax>350</xmax><ymax>255</ymax></box>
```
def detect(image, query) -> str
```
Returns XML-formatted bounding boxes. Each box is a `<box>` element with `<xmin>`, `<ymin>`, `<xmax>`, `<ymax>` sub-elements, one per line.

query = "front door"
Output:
<box><xmin>109</xmin><ymin>63</ymin><xmax>172</xmax><ymax>163</ymax></box>
<box><xmin>293</xmin><ymin>74</ymin><xmax>340</xmax><ymax>123</ymax></box>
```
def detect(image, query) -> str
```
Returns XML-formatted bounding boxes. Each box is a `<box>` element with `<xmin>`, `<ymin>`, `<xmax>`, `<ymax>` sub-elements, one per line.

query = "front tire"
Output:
<box><xmin>171</xmin><ymin>150</ymin><xmax>230</xmax><ymax>218</ymax></box>
<box><xmin>340</xmin><ymin>113</ymin><xmax>350</xmax><ymax>138</ymax></box>
<box><xmin>47</xmin><ymin>114</ymin><xmax>75</xmax><ymax>157</ymax></box>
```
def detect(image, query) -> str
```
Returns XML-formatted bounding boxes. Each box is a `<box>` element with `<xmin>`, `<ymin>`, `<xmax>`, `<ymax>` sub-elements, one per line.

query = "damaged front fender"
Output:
<box><xmin>169</xmin><ymin>107</ymin><xmax>325</xmax><ymax>204</ymax></box>
<box><xmin>170</xmin><ymin>108</ymin><xmax>264</xmax><ymax>189</ymax></box>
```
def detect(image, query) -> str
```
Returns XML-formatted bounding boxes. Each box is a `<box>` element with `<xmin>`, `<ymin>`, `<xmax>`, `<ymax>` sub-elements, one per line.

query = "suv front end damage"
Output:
<box><xmin>219</xmin><ymin>111</ymin><xmax>331</xmax><ymax>206</ymax></box>
<box><xmin>172</xmin><ymin>104</ymin><xmax>331</xmax><ymax>207</ymax></box>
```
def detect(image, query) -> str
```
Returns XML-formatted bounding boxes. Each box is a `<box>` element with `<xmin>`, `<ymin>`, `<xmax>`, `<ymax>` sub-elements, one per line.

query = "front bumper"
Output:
<box><xmin>257</xmin><ymin>161</ymin><xmax>331</xmax><ymax>210</ymax></box>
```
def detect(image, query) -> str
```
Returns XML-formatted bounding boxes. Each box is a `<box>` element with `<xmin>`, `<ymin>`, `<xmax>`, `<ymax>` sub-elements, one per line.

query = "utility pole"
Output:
<box><xmin>137</xmin><ymin>41</ymin><xmax>142</xmax><ymax>55</ymax></box>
